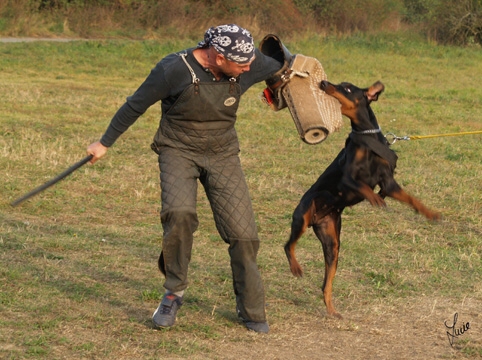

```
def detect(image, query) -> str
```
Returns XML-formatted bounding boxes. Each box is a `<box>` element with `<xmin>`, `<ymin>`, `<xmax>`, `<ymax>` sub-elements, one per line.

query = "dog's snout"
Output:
<box><xmin>320</xmin><ymin>80</ymin><xmax>329</xmax><ymax>90</ymax></box>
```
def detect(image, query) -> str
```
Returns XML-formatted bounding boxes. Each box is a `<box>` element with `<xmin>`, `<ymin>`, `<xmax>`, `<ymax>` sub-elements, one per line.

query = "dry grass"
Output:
<box><xmin>0</xmin><ymin>35</ymin><xmax>481</xmax><ymax>359</ymax></box>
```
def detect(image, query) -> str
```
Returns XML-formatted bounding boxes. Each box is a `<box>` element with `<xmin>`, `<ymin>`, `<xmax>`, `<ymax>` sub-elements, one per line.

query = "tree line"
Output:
<box><xmin>2</xmin><ymin>0</ymin><xmax>481</xmax><ymax>45</ymax></box>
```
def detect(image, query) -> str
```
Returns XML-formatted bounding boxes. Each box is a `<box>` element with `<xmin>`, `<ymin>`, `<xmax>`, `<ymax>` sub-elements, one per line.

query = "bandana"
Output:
<box><xmin>197</xmin><ymin>24</ymin><xmax>255</xmax><ymax>64</ymax></box>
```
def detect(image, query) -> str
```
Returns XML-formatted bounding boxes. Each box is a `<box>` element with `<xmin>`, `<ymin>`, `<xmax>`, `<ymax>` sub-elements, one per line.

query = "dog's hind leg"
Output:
<box><xmin>313</xmin><ymin>211</ymin><xmax>343</xmax><ymax>319</ymax></box>
<box><xmin>284</xmin><ymin>201</ymin><xmax>315</xmax><ymax>277</ymax></box>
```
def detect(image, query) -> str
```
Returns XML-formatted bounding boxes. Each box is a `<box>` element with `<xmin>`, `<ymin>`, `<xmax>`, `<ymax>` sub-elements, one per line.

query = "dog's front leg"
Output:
<box><xmin>383</xmin><ymin>180</ymin><xmax>441</xmax><ymax>221</ymax></box>
<box><xmin>341</xmin><ymin>148</ymin><xmax>386</xmax><ymax>206</ymax></box>
<box><xmin>340</xmin><ymin>174</ymin><xmax>386</xmax><ymax>207</ymax></box>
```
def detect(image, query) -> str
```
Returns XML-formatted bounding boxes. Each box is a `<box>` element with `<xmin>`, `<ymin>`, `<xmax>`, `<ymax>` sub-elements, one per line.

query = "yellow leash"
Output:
<box><xmin>385</xmin><ymin>130</ymin><xmax>482</xmax><ymax>145</ymax></box>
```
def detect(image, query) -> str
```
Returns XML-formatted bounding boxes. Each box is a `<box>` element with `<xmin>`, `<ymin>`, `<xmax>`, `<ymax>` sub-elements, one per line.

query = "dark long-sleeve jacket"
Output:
<box><xmin>100</xmin><ymin>47</ymin><xmax>281</xmax><ymax>147</ymax></box>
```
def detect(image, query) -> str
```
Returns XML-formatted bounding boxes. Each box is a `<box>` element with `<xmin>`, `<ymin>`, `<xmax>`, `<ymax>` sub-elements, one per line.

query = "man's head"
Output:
<box><xmin>198</xmin><ymin>24</ymin><xmax>255</xmax><ymax>65</ymax></box>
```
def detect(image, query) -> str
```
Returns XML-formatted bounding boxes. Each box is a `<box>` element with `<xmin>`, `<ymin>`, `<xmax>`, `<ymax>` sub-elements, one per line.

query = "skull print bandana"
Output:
<box><xmin>197</xmin><ymin>24</ymin><xmax>255</xmax><ymax>64</ymax></box>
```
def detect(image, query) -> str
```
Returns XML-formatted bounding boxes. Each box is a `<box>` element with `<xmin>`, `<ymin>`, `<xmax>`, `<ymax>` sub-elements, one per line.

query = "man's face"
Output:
<box><xmin>217</xmin><ymin>54</ymin><xmax>254</xmax><ymax>78</ymax></box>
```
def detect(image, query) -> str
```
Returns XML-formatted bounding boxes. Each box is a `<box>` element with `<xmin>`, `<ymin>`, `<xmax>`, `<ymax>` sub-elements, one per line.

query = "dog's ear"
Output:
<box><xmin>366</xmin><ymin>81</ymin><xmax>384</xmax><ymax>102</ymax></box>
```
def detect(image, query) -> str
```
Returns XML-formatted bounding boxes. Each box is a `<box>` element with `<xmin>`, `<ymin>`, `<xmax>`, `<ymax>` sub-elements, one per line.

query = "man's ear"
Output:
<box><xmin>215</xmin><ymin>53</ymin><xmax>226</xmax><ymax>66</ymax></box>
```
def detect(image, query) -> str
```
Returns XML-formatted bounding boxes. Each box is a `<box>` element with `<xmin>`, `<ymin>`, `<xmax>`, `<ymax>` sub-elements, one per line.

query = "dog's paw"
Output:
<box><xmin>326</xmin><ymin>307</ymin><xmax>343</xmax><ymax>319</ymax></box>
<box><xmin>328</xmin><ymin>311</ymin><xmax>343</xmax><ymax>320</ymax></box>
<box><xmin>367</xmin><ymin>193</ymin><xmax>386</xmax><ymax>207</ymax></box>
<box><xmin>289</xmin><ymin>263</ymin><xmax>304</xmax><ymax>277</ymax></box>
<box><xmin>427</xmin><ymin>211</ymin><xmax>442</xmax><ymax>221</ymax></box>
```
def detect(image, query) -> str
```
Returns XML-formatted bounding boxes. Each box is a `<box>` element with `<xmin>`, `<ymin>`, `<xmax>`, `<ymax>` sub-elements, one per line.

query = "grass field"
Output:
<box><xmin>1</xmin><ymin>34</ymin><xmax>481</xmax><ymax>359</ymax></box>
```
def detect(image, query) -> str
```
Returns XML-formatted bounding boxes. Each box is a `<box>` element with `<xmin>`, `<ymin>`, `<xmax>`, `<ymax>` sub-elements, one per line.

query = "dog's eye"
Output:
<box><xmin>345</xmin><ymin>87</ymin><xmax>351</xmax><ymax>93</ymax></box>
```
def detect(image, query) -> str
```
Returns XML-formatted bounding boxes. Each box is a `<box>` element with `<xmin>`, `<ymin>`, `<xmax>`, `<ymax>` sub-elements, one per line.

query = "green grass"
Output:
<box><xmin>0</xmin><ymin>34</ymin><xmax>481</xmax><ymax>358</ymax></box>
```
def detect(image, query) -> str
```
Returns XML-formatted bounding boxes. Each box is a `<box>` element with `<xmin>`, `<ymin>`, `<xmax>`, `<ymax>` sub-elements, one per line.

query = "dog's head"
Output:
<box><xmin>320</xmin><ymin>80</ymin><xmax>384</xmax><ymax>127</ymax></box>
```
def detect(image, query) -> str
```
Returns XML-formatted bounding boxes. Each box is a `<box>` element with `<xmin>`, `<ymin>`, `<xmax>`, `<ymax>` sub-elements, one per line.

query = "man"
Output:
<box><xmin>87</xmin><ymin>24</ymin><xmax>285</xmax><ymax>333</ymax></box>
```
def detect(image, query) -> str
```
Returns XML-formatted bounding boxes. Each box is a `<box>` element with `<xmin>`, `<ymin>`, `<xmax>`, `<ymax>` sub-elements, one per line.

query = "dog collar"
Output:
<box><xmin>352</xmin><ymin>128</ymin><xmax>381</xmax><ymax>135</ymax></box>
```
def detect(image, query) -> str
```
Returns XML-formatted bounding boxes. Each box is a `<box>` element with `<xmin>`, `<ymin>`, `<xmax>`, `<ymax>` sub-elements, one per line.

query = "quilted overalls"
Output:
<box><xmin>152</xmin><ymin>53</ymin><xmax>267</xmax><ymax>323</ymax></box>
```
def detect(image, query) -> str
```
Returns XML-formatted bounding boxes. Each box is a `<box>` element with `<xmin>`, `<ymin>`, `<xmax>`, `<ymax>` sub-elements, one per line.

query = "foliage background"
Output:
<box><xmin>1</xmin><ymin>0</ymin><xmax>482</xmax><ymax>45</ymax></box>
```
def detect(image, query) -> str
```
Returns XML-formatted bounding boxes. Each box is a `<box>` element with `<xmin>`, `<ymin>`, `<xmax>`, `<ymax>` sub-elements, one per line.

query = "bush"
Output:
<box><xmin>294</xmin><ymin>0</ymin><xmax>405</xmax><ymax>33</ymax></box>
<box><xmin>402</xmin><ymin>0</ymin><xmax>482</xmax><ymax>45</ymax></box>
<box><xmin>0</xmin><ymin>0</ymin><xmax>481</xmax><ymax>45</ymax></box>
<box><xmin>430</xmin><ymin>0</ymin><xmax>482</xmax><ymax>45</ymax></box>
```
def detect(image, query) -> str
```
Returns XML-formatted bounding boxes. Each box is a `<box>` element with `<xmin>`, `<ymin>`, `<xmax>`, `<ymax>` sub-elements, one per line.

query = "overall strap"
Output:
<box><xmin>179</xmin><ymin>51</ymin><xmax>238</xmax><ymax>84</ymax></box>
<box><xmin>179</xmin><ymin>52</ymin><xmax>200</xmax><ymax>84</ymax></box>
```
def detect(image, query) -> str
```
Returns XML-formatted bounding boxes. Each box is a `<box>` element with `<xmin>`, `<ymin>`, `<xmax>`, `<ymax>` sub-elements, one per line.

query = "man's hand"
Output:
<box><xmin>87</xmin><ymin>141</ymin><xmax>108</xmax><ymax>164</ymax></box>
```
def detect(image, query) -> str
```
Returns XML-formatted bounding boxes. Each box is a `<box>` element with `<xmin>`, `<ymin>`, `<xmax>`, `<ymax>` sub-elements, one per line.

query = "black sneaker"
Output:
<box><xmin>152</xmin><ymin>293</ymin><xmax>183</xmax><ymax>328</ymax></box>
<box><xmin>236</xmin><ymin>304</ymin><xmax>269</xmax><ymax>333</ymax></box>
<box><xmin>244</xmin><ymin>321</ymin><xmax>270</xmax><ymax>333</ymax></box>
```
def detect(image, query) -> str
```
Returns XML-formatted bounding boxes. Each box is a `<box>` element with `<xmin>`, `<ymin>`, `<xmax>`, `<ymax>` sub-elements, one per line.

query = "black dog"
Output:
<box><xmin>284</xmin><ymin>80</ymin><xmax>440</xmax><ymax>318</ymax></box>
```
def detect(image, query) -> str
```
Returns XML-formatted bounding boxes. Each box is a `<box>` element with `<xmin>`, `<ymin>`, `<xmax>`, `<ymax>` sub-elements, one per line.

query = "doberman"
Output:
<box><xmin>284</xmin><ymin>80</ymin><xmax>440</xmax><ymax>318</ymax></box>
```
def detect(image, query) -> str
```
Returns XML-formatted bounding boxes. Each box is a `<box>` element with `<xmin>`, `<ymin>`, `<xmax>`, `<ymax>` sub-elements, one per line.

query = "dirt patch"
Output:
<box><xmin>197</xmin><ymin>296</ymin><xmax>480</xmax><ymax>360</ymax></box>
